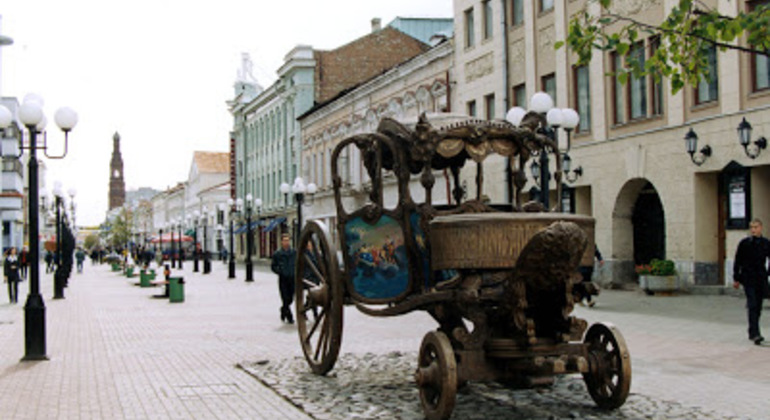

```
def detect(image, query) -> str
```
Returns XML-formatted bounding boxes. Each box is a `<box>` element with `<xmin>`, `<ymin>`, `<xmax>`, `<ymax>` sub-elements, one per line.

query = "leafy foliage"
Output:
<box><xmin>83</xmin><ymin>233</ymin><xmax>100</xmax><ymax>250</ymax></box>
<box><xmin>559</xmin><ymin>0</ymin><xmax>770</xmax><ymax>94</ymax></box>
<box><xmin>635</xmin><ymin>258</ymin><xmax>677</xmax><ymax>276</ymax></box>
<box><xmin>107</xmin><ymin>208</ymin><xmax>133</xmax><ymax>249</ymax></box>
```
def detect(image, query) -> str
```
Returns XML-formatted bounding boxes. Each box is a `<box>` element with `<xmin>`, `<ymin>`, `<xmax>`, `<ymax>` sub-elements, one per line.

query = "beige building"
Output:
<box><xmin>299</xmin><ymin>40</ymin><xmax>455</xmax><ymax>245</ymax></box>
<box><xmin>451</xmin><ymin>0</ymin><xmax>770</xmax><ymax>287</ymax></box>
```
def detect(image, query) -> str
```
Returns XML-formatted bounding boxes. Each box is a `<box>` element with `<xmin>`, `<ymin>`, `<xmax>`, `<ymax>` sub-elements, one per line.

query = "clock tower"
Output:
<box><xmin>109</xmin><ymin>132</ymin><xmax>126</xmax><ymax>210</ymax></box>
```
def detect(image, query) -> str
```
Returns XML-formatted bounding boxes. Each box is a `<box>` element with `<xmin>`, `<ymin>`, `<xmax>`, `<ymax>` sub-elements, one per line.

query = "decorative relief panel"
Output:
<box><xmin>509</xmin><ymin>39</ymin><xmax>526</xmax><ymax>78</ymax></box>
<box><xmin>538</xmin><ymin>26</ymin><xmax>555</xmax><ymax>56</ymax></box>
<box><xmin>610</xmin><ymin>0</ymin><xmax>661</xmax><ymax>15</ymax></box>
<box><xmin>465</xmin><ymin>52</ymin><xmax>495</xmax><ymax>83</ymax></box>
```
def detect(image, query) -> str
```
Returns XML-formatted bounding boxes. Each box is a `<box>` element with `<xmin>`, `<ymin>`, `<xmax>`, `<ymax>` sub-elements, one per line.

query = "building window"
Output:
<box><xmin>512</xmin><ymin>83</ymin><xmax>526</xmax><ymax>107</ymax></box>
<box><xmin>464</xmin><ymin>8</ymin><xmax>475</xmax><ymax>48</ymax></box>
<box><xmin>650</xmin><ymin>36</ymin><xmax>664</xmax><ymax>116</ymax></box>
<box><xmin>542</xmin><ymin>73</ymin><xmax>556</xmax><ymax>105</ymax></box>
<box><xmin>750</xmin><ymin>0</ymin><xmax>770</xmax><ymax>91</ymax></box>
<box><xmin>511</xmin><ymin>0</ymin><xmax>524</xmax><ymax>26</ymax></box>
<box><xmin>695</xmin><ymin>45</ymin><xmax>719</xmax><ymax>105</ymax></box>
<box><xmin>467</xmin><ymin>100</ymin><xmax>477</xmax><ymax>117</ymax></box>
<box><xmin>483</xmin><ymin>0</ymin><xmax>494</xmax><ymax>40</ymax></box>
<box><xmin>540</xmin><ymin>0</ymin><xmax>554</xmax><ymax>12</ymax></box>
<box><xmin>628</xmin><ymin>43</ymin><xmax>647</xmax><ymax>120</ymax></box>
<box><xmin>484</xmin><ymin>94</ymin><xmax>496</xmax><ymax>120</ymax></box>
<box><xmin>574</xmin><ymin>65</ymin><xmax>591</xmax><ymax>132</ymax></box>
<box><xmin>612</xmin><ymin>52</ymin><xmax>625</xmax><ymax>125</ymax></box>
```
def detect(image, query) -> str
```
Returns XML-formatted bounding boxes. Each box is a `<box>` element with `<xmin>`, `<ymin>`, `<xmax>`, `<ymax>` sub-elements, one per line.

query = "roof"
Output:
<box><xmin>193</xmin><ymin>151</ymin><xmax>229</xmax><ymax>174</ymax></box>
<box><xmin>387</xmin><ymin>17</ymin><xmax>454</xmax><ymax>45</ymax></box>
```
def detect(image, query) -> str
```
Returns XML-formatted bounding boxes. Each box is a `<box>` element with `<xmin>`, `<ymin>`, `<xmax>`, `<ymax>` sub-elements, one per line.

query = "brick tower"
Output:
<box><xmin>109</xmin><ymin>132</ymin><xmax>125</xmax><ymax>210</ymax></box>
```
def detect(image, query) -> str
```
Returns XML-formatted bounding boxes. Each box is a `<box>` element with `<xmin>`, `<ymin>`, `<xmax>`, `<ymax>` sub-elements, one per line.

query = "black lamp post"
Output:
<box><xmin>1</xmin><ymin>95</ymin><xmax>78</xmax><ymax>361</ymax></box>
<box><xmin>243</xmin><ymin>195</ymin><xmax>256</xmax><ymax>282</ymax></box>
<box><xmin>177</xmin><ymin>218</ymin><xmax>183</xmax><ymax>270</ymax></box>
<box><xmin>202</xmin><ymin>206</ymin><xmax>211</xmax><ymax>274</ymax></box>
<box><xmin>227</xmin><ymin>198</ymin><xmax>237</xmax><ymax>279</ymax></box>
<box><xmin>52</xmin><ymin>183</ymin><xmax>64</xmax><ymax>299</ymax></box>
<box><xmin>505</xmin><ymin>93</ymin><xmax>580</xmax><ymax>211</ymax></box>
<box><xmin>191</xmin><ymin>212</ymin><xmax>199</xmax><ymax>272</ymax></box>
<box><xmin>280</xmin><ymin>178</ymin><xmax>317</xmax><ymax>247</ymax></box>
<box><xmin>158</xmin><ymin>227</ymin><xmax>163</xmax><ymax>263</ymax></box>
<box><xmin>169</xmin><ymin>222</ymin><xmax>176</xmax><ymax>268</ymax></box>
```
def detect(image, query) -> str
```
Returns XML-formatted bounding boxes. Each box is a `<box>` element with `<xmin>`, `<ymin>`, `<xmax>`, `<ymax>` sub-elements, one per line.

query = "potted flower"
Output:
<box><xmin>636</xmin><ymin>259</ymin><xmax>679</xmax><ymax>294</ymax></box>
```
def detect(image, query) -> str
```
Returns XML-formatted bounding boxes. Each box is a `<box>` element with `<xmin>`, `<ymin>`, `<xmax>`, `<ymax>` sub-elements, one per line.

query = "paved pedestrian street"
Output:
<box><xmin>0</xmin><ymin>262</ymin><xmax>767</xmax><ymax>419</ymax></box>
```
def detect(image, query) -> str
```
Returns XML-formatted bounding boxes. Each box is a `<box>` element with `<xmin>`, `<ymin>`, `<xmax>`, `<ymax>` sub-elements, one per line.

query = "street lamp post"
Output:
<box><xmin>244</xmin><ymin>195</ymin><xmax>254</xmax><ymax>282</ymax></box>
<box><xmin>53</xmin><ymin>182</ymin><xmax>64</xmax><ymax>300</ymax></box>
<box><xmin>227</xmin><ymin>198</ymin><xmax>237</xmax><ymax>279</ymax></box>
<box><xmin>281</xmin><ymin>178</ymin><xmax>317</xmax><ymax>246</ymax></box>
<box><xmin>202</xmin><ymin>206</ymin><xmax>211</xmax><ymax>274</ymax></box>
<box><xmin>177</xmin><ymin>218</ymin><xmax>183</xmax><ymax>270</ymax></box>
<box><xmin>216</xmin><ymin>224</ymin><xmax>224</xmax><ymax>262</ymax></box>
<box><xmin>0</xmin><ymin>95</ymin><xmax>78</xmax><ymax>360</ymax></box>
<box><xmin>191</xmin><ymin>212</ymin><xmax>199</xmax><ymax>272</ymax></box>
<box><xmin>505</xmin><ymin>92</ymin><xmax>579</xmax><ymax>211</ymax></box>
<box><xmin>169</xmin><ymin>222</ymin><xmax>176</xmax><ymax>268</ymax></box>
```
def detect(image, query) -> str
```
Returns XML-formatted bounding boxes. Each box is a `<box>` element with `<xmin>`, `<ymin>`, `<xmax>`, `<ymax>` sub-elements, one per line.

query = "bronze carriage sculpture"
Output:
<box><xmin>294</xmin><ymin>112</ymin><xmax>631</xmax><ymax>420</ymax></box>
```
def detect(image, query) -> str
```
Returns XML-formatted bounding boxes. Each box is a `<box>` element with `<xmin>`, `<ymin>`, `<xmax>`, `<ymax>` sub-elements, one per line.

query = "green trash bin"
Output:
<box><xmin>139</xmin><ymin>270</ymin><xmax>152</xmax><ymax>287</ymax></box>
<box><xmin>126</xmin><ymin>266</ymin><xmax>135</xmax><ymax>278</ymax></box>
<box><xmin>111</xmin><ymin>263</ymin><xmax>120</xmax><ymax>272</ymax></box>
<box><xmin>169</xmin><ymin>277</ymin><xmax>185</xmax><ymax>303</ymax></box>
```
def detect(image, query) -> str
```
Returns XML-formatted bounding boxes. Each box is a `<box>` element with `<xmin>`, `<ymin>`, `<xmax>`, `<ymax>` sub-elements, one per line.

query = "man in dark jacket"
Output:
<box><xmin>272</xmin><ymin>233</ymin><xmax>297</xmax><ymax>324</ymax></box>
<box><xmin>733</xmin><ymin>218</ymin><xmax>770</xmax><ymax>345</ymax></box>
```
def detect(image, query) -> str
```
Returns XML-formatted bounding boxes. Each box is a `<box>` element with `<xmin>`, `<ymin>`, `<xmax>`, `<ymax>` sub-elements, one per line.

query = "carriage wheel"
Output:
<box><xmin>415</xmin><ymin>331</ymin><xmax>457</xmax><ymax>420</ymax></box>
<box><xmin>582</xmin><ymin>322</ymin><xmax>631</xmax><ymax>409</ymax></box>
<box><xmin>295</xmin><ymin>220</ymin><xmax>344</xmax><ymax>375</ymax></box>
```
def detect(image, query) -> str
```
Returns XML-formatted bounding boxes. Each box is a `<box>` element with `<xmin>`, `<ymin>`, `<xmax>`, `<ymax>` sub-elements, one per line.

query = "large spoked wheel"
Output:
<box><xmin>415</xmin><ymin>331</ymin><xmax>457</xmax><ymax>420</ymax></box>
<box><xmin>582</xmin><ymin>322</ymin><xmax>632</xmax><ymax>409</ymax></box>
<box><xmin>295</xmin><ymin>220</ymin><xmax>344</xmax><ymax>375</ymax></box>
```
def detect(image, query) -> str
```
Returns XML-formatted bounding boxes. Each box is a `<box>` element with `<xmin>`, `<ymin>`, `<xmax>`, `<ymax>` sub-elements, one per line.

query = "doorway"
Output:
<box><xmin>632</xmin><ymin>182</ymin><xmax>666</xmax><ymax>264</ymax></box>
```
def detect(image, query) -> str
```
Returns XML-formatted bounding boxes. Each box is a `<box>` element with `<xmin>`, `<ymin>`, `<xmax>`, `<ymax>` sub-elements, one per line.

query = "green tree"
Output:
<box><xmin>558</xmin><ymin>0</ymin><xmax>770</xmax><ymax>93</ymax></box>
<box><xmin>108</xmin><ymin>208</ymin><xmax>133</xmax><ymax>249</ymax></box>
<box><xmin>83</xmin><ymin>233</ymin><xmax>100</xmax><ymax>250</ymax></box>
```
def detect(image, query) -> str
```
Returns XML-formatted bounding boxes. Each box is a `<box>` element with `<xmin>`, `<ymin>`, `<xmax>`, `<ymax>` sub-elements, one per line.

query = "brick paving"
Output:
<box><xmin>0</xmin><ymin>261</ymin><xmax>766</xmax><ymax>419</ymax></box>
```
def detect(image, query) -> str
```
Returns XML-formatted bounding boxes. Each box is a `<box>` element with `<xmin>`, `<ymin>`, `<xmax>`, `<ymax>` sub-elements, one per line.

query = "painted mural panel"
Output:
<box><xmin>345</xmin><ymin>215</ymin><xmax>409</xmax><ymax>299</ymax></box>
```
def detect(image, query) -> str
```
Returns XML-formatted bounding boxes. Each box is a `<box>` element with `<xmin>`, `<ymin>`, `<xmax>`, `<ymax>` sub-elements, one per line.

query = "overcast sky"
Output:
<box><xmin>0</xmin><ymin>0</ymin><xmax>453</xmax><ymax>226</ymax></box>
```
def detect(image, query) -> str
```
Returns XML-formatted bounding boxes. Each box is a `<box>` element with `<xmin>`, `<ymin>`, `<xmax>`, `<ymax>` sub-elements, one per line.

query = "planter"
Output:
<box><xmin>639</xmin><ymin>274</ymin><xmax>679</xmax><ymax>294</ymax></box>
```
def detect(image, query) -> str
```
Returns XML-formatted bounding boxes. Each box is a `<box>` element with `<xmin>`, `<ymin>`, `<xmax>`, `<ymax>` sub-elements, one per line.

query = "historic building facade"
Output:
<box><xmin>228</xmin><ymin>19</ymin><xmax>440</xmax><ymax>260</ymax></box>
<box><xmin>452</xmin><ymin>0</ymin><xmax>770</xmax><ymax>288</ymax></box>
<box><xmin>299</xmin><ymin>40</ymin><xmax>455</xmax><ymax>246</ymax></box>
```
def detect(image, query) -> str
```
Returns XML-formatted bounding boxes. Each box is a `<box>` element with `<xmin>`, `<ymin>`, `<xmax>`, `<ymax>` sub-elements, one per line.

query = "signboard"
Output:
<box><xmin>723</xmin><ymin>162</ymin><xmax>751</xmax><ymax>230</ymax></box>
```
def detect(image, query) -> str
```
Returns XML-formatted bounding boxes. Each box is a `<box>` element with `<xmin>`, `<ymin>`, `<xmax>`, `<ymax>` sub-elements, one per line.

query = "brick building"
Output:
<box><xmin>228</xmin><ymin>18</ymin><xmax>449</xmax><ymax>260</ymax></box>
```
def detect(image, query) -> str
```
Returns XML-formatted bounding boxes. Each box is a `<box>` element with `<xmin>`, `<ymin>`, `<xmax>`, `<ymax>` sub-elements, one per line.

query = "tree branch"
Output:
<box><xmin>602</xmin><ymin>12</ymin><xmax>770</xmax><ymax>57</ymax></box>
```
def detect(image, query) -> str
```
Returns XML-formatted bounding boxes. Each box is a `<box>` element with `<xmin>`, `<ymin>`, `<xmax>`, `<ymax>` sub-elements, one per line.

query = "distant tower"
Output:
<box><xmin>109</xmin><ymin>132</ymin><xmax>125</xmax><ymax>210</ymax></box>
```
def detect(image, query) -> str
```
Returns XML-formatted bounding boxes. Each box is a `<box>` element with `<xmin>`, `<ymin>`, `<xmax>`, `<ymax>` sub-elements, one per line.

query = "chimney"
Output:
<box><xmin>371</xmin><ymin>18</ymin><xmax>382</xmax><ymax>33</ymax></box>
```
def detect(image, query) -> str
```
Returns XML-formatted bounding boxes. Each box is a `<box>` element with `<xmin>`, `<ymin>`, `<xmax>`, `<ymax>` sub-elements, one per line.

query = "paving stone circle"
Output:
<box><xmin>239</xmin><ymin>352</ymin><xmax>748</xmax><ymax>420</ymax></box>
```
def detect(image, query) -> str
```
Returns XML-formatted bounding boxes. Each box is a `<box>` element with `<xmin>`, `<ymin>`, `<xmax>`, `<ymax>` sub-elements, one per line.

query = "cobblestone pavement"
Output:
<box><xmin>0</xmin><ymin>261</ymin><xmax>767</xmax><ymax>419</ymax></box>
<box><xmin>240</xmin><ymin>352</ymin><xmax>750</xmax><ymax>420</ymax></box>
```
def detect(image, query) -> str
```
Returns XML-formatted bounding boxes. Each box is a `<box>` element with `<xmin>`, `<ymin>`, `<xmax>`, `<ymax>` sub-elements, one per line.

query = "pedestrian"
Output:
<box><xmin>75</xmin><ymin>248</ymin><xmax>86</xmax><ymax>273</ymax></box>
<box><xmin>4</xmin><ymin>247</ymin><xmax>20</xmax><ymax>304</ymax></box>
<box><xmin>733</xmin><ymin>218</ymin><xmax>770</xmax><ymax>345</ymax></box>
<box><xmin>575</xmin><ymin>245</ymin><xmax>604</xmax><ymax>307</ymax></box>
<box><xmin>271</xmin><ymin>233</ymin><xmax>297</xmax><ymax>324</ymax></box>
<box><xmin>44</xmin><ymin>250</ymin><xmax>53</xmax><ymax>274</ymax></box>
<box><xmin>19</xmin><ymin>247</ymin><xmax>28</xmax><ymax>280</ymax></box>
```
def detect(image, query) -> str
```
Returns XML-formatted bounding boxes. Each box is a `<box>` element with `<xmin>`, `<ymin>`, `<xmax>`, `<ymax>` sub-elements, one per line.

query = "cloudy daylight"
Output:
<box><xmin>0</xmin><ymin>1</ymin><xmax>768</xmax><ymax>419</ymax></box>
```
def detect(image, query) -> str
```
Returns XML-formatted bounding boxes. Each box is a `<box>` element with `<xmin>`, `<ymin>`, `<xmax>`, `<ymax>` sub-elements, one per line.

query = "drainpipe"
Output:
<box><xmin>501</xmin><ymin>0</ymin><xmax>513</xmax><ymax>204</ymax></box>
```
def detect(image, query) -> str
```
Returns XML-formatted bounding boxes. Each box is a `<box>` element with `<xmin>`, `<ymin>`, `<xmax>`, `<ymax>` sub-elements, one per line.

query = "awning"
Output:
<box><xmin>263</xmin><ymin>217</ymin><xmax>286</xmax><ymax>233</ymax></box>
<box><xmin>234</xmin><ymin>221</ymin><xmax>261</xmax><ymax>235</ymax></box>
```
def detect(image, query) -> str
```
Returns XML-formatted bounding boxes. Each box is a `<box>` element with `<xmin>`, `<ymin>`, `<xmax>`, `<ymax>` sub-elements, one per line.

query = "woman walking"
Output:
<box><xmin>4</xmin><ymin>247</ymin><xmax>21</xmax><ymax>303</ymax></box>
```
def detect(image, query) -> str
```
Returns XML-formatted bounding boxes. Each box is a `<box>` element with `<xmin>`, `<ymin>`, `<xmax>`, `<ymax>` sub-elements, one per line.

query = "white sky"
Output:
<box><xmin>0</xmin><ymin>0</ymin><xmax>453</xmax><ymax>226</ymax></box>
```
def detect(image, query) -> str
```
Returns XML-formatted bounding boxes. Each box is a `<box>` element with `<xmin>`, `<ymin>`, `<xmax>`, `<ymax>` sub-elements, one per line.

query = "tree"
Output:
<box><xmin>558</xmin><ymin>0</ymin><xmax>770</xmax><ymax>94</ymax></box>
<box><xmin>83</xmin><ymin>233</ymin><xmax>100</xmax><ymax>250</ymax></box>
<box><xmin>108</xmin><ymin>208</ymin><xmax>133</xmax><ymax>249</ymax></box>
